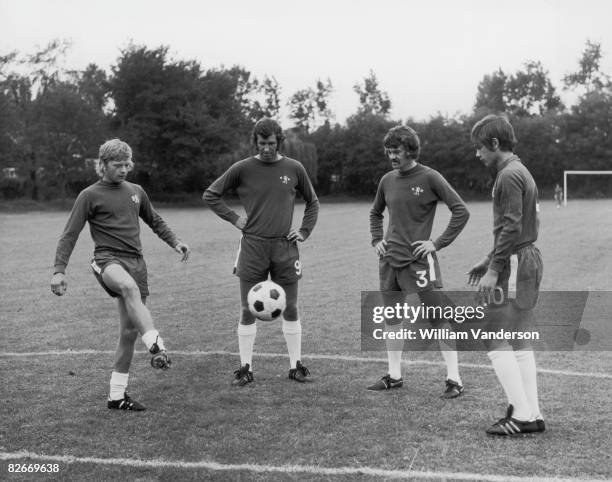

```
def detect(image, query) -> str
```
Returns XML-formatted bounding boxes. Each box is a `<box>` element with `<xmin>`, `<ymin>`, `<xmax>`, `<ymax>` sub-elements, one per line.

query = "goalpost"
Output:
<box><xmin>563</xmin><ymin>170</ymin><xmax>612</xmax><ymax>206</ymax></box>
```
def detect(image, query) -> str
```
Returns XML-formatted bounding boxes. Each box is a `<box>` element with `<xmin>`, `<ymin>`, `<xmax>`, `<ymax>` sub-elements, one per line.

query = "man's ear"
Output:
<box><xmin>491</xmin><ymin>138</ymin><xmax>500</xmax><ymax>150</ymax></box>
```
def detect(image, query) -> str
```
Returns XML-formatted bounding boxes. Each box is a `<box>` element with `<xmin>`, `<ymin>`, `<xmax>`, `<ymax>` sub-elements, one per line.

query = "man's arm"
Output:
<box><xmin>489</xmin><ymin>171</ymin><xmax>523</xmax><ymax>273</ymax></box>
<box><xmin>203</xmin><ymin>166</ymin><xmax>242</xmax><ymax>227</ymax></box>
<box><xmin>53</xmin><ymin>191</ymin><xmax>89</xmax><ymax>275</ymax></box>
<box><xmin>138</xmin><ymin>188</ymin><xmax>189</xmax><ymax>261</ymax></box>
<box><xmin>138</xmin><ymin>188</ymin><xmax>179</xmax><ymax>248</ymax></box>
<box><xmin>430</xmin><ymin>172</ymin><xmax>470</xmax><ymax>251</ymax></box>
<box><xmin>51</xmin><ymin>191</ymin><xmax>89</xmax><ymax>295</ymax></box>
<box><xmin>369</xmin><ymin>180</ymin><xmax>386</xmax><ymax>247</ymax></box>
<box><xmin>293</xmin><ymin>164</ymin><xmax>319</xmax><ymax>241</ymax></box>
<box><xmin>474</xmin><ymin>171</ymin><xmax>523</xmax><ymax>297</ymax></box>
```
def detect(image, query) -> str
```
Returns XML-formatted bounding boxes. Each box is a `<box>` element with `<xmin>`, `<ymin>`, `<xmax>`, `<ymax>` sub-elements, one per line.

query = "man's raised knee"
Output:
<box><xmin>116</xmin><ymin>280</ymin><xmax>141</xmax><ymax>300</ymax></box>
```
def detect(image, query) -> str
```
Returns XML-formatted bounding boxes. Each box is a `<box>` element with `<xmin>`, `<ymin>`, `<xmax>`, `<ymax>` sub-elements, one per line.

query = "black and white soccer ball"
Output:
<box><xmin>247</xmin><ymin>280</ymin><xmax>286</xmax><ymax>321</ymax></box>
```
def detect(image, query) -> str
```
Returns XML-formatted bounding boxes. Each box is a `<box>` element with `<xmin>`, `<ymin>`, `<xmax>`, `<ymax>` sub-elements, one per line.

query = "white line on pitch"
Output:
<box><xmin>0</xmin><ymin>451</ymin><xmax>607</xmax><ymax>482</ymax></box>
<box><xmin>1</xmin><ymin>349</ymin><xmax>611</xmax><ymax>380</ymax></box>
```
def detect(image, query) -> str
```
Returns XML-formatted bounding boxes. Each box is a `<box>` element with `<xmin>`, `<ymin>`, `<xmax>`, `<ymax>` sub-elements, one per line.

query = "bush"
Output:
<box><xmin>0</xmin><ymin>177</ymin><xmax>26</xmax><ymax>199</ymax></box>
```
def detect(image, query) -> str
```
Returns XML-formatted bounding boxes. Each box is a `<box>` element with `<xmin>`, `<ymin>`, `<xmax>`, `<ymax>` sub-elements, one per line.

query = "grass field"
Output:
<box><xmin>1</xmin><ymin>199</ymin><xmax>612</xmax><ymax>481</ymax></box>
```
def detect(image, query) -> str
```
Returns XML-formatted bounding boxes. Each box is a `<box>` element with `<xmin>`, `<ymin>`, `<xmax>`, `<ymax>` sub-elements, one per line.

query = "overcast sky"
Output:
<box><xmin>2</xmin><ymin>0</ymin><xmax>612</xmax><ymax>124</ymax></box>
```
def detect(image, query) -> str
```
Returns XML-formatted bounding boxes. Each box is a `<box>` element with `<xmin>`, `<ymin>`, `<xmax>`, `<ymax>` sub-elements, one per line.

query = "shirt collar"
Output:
<box><xmin>496</xmin><ymin>154</ymin><xmax>520</xmax><ymax>172</ymax></box>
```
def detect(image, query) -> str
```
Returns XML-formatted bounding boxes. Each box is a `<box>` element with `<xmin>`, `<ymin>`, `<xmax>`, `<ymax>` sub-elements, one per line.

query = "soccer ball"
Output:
<box><xmin>247</xmin><ymin>280</ymin><xmax>286</xmax><ymax>321</ymax></box>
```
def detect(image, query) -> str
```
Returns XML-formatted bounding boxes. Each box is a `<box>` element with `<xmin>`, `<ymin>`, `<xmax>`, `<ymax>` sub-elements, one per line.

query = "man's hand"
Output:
<box><xmin>466</xmin><ymin>257</ymin><xmax>489</xmax><ymax>286</ymax></box>
<box><xmin>175</xmin><ymin>242</ymin><xmax>191</xmax><ymax>262</ymax></box>
<box><xmin>374</xmin><ymin>239</ymin><xmax>387</xmax><ymax>257</ymax></box>
<box><xmin>235</xmin><ymin>216</ymin><xmax>247</xmax><ymax>230</ymax></box>
<box><xmin>412</xmin><ymin>240</ymin><xmax>436</xmax><ymax>259</ymax></box>
<box><xmin>474</xmin><ymin>268</ymin><xmax>500</xmax><ymax>306</ymax></box>
<box><xmin>51</xmin><ymin>273</ymin><xmax>67</xmax><ymax>296</ymax></box>
<box><xmin>286</xmin><ymin>229</ymin><xmax>304</xmax><ymax>243</ymax></box>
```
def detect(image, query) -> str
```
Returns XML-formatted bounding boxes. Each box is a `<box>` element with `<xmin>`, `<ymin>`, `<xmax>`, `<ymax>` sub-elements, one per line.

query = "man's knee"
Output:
<box><xmin>283</xmin><ymin>302</ymin><xmax>298</xmax><ymax>321</ymax></box>
<box><xmin>120</xmin><ymin>326</ymin><xmax>139</xmax><ymax>344</ymax></box>
<box><xmin>240</xmin><ymin>306</ymin><xmax>256</xmax><ymax>324</ymax></box>
<box><xmin>103</xmin><ymin>264</ymin><xmax>141</xmax><ymax>299</ymax></box>
<box><xmin>114</xmin><ymin>278</ymin><xmax>140</xmax><ymax>300</ymax></box>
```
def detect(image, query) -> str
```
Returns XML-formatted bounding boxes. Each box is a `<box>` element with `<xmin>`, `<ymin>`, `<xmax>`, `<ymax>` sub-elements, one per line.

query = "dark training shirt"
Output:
<box><xmin>489</xmin><ymin>155</ymin><xmax>539</xmax><ymax>273</ymax></box>
<box><xmin>370</xmin><ymin>163</ymin><xmax>469</xmax><ymax>268</ymax></box>
<box><xmin>204</xmin><ymin>156</ymin><xmax>319</xmax><ymax>239</ymax></box>
<box><xmin>54</xmin><ymin>180</ymin><xmax>178</xmax><ymax>273</ymax></box>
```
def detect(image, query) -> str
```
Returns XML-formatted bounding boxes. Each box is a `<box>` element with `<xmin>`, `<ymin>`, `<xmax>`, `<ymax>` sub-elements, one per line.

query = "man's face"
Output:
<box><xmin>256</xmin><ymin>134</ymin><xmax>278</xmax><ymax>163</ymax></box>
<box><xmin>474</xmin><ymin>141</ymin><xmax>499</xmax><ymax>169</ymax></box>
<box><xmin>103</xmin><ymin>159</ymin><xmax>132</xmax><ymax>184</ymax></box>
<box><xmin>384</xmin><ymin>146</ymin><xmax>413</xmax><ymax>172</ymax></box>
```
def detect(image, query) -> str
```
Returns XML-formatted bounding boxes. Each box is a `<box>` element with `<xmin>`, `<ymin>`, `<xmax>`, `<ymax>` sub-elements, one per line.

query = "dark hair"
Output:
<box><xmin>383</xmin><ymin>125</ymin><xmax>421</xmax><ymax>159</ymax></box>
<box><xmin>471</xmin><ymin>114</ymin><xmax>517</xmax><ymax>152</ymax></box>
<box><xmin>251</xmin><ymin>117</ymin><xmax>285</xmax><ymax>148</ymax></box>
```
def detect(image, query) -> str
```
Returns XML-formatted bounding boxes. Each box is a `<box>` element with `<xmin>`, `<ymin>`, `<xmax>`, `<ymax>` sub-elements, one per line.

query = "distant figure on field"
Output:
<box><xmin>554</xmin><ymin>183</ymin><xmax>563</xmax><ymax>208</ymax></box>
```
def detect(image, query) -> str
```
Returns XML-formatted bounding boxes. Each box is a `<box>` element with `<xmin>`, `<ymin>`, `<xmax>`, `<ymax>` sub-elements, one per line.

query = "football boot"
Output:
<box><xmin>107</xmin><ymin>392</ymin><xmax>146</xmax><ymax>411</ymax></box>
<box><xmin>288</xmin><ymin>360</ymin><xmax>310</xmax><ymax>382</ymax></box>
<box><xmin>232</xmin><ymin>364</ymin><xmax>254</xmax><ymax>386</ymax></box>
<box><xmin>367</xmin><ymin>374</ymin><xmax>403</xmax><ymax>391</ymax></box>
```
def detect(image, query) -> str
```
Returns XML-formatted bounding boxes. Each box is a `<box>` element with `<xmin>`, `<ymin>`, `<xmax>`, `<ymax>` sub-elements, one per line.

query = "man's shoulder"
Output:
<box><xmin>379</xmin><ymin>170</ymin><xmax>396</xmax><ymax>183</ymax></box>
<box><xmin>498</xmin><ymin>160</ymin><xmax>530</xmax><ymax>180</ymax></box>
<box><xmin>280</xmin><ymin>156</ymin><xmax>306</xmax><ymax>169</ymax></box>
<box><xmin>124</xmin><ymin>181</ymin><xmax>144</xmax><ymax>191</ymax></box>
<box><xmin>81</xmin><ymin>180</ymin><xmax>101</xmax><ymax>192</ymax></box>
<box><xmin>237</xmin><ymin>156</ymin><xmax>256</xmax><ymax>164</ymax></box>
<box><xmin>418</xmin><ymin>164</ymin><xmax>442</xmax><ymax>180</ymax></box>
<box><xmin>77</xmin><ymin>181</ymin><xmax>103</xmax><ymax>200</ymax></box>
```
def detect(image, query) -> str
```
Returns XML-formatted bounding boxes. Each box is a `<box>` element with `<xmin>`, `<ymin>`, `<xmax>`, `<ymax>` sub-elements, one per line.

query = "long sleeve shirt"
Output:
<box><xmin>54</xmin><ymin>180</ymin><xmax>178</xmax><ymax>273</ymax></box>
<box><xmin>489</xmin><ymin>155</ymin><xmax>539</xmax><ymax>273</ymax></box>
<box><xmin>370</xmin><ymin>164</ymin><xmax>469</xmax><ymax>268</ymax></box>
<box><xmin>203</xmin><ymin>156</ymin><xmax>319</xmax><ymax>239</ymax></box>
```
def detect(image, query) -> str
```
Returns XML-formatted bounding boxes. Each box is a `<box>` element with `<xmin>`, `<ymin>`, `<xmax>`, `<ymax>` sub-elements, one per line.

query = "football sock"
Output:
<box><xmin>384</xmin><ymin>322</ymin><xmax>403</xmax><ymax>380</ymax></box>
<box><xmin>515</xmin><ymin>349</ymin><xmax>543</xmax><ymax>420</ymax></box>
<box><xmin>386</xmin><ymin>348</ymin><xmax>403</xmax><ymax>380</ymax></box>
<box><xmin>237</xmin><ymin>322</ymin><xmax>257</xmax><ymax>369</ymax></box>
<box><xmin>142</xmin><ymin>330</ymin><xmax>165</xmax><ymax>351</ymax></box>
<box><xmin>109</xmin><ymin>371</ymin><xmax>129</xmax><ymax>401</ymax></box>
<box><xmin>384</xmin><ymin>321</ymin><xmax>403</xmax><ymax>380</ymax></box>
<box><xmin>282</xmin><ymin>319</ymin><xmax>302</xmax><ymax>369</ymax></box>
<box><xmin>439</xmin><ymin>343</ymin><xmax>462</xmax><ymax>385</ymax></box>
<box><xmin>488</xmin><ymin>349</ymin><xmax>532</xmax><ymax>421</ymax></box>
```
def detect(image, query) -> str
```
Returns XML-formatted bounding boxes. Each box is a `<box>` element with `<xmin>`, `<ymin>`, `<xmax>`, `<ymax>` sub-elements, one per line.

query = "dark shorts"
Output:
<box><xmin>379</xmin><ymin>253</ymin><xmax>443</xmax><ymax>293</ymax></box>
<box><xmin>234</xmin><ymin>234</ymin><xmax>302</xmax><ymax>284</ymax></box>
<box><xmin>497</xmin><ymin>244</ymin><xmax>543</xmax><ymax>310</ymax></box>
<box><xmin>91</xmin><ymin>254</ymin><xmax>149</xmax><ymax>298</ymax></box>
<box><xmin>482</xmin><ymin>245</ymin><xmax>543</xmax><ymax>347</ymax></box>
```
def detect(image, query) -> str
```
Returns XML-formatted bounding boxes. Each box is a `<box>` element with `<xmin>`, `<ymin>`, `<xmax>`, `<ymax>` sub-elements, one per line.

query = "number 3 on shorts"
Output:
<box><xmin>415</xmin><ymin>269</ymin><xmax>429</xmax><ymax>288</ymax></box>
<box><xmin>294</xmin><ymin>260</ymin><xmax>302</xmax><ymax>276</ymax></box>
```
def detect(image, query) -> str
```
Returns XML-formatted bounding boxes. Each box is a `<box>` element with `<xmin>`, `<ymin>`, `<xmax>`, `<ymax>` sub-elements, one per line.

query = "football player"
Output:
<box><xmin>51</xmin><ymin>139</ymin><xmax>190</xmax><ymax>411</ymax></box>
<box><xmin>204</xmin><ymin>118</ymin><xmax>319</xmax><ymax>386</ymax></box>
<box><xmin>369</xmin><ymin>125</ymin><xmax>470</xmax><ymax>397</ymax></box>
<box><xmin>554</xmin><ymin>183</ymin><xmax>563</xmax><ymax>208</ymax></box>
<box><xmin>468</xmin><ymin>114</ymin><xmax>545</xmax><ymax>435</ymax></box>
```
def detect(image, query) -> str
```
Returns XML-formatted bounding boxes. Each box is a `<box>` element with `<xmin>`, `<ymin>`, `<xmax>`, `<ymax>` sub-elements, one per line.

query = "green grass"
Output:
<box><xmin>1</xmin><ymin>200</ymin><xmax>611</xmax><ymax>481</ymax></box>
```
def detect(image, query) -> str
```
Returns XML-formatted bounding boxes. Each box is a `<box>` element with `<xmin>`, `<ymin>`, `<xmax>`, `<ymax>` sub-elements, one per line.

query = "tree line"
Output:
<box><xmin>1</xmin><ymin>39</ymin><xmax>610</xmax><ymax>201</ymax></box>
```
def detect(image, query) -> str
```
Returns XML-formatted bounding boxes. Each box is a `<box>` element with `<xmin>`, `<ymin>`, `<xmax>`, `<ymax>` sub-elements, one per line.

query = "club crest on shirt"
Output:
<box><xmin>280</xmin><ymin>175</ymin><xmax>291</xmax><ymax>184</ymax></box>
<box><xmin>411</xmin><ymin>186</ymin><xmax>424</xmax><ymax>196</ymax></box>
<box><xmin>131</xmin><ymin>194</ymin><xmax>140</xmax><ymax>204</ymax></box>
